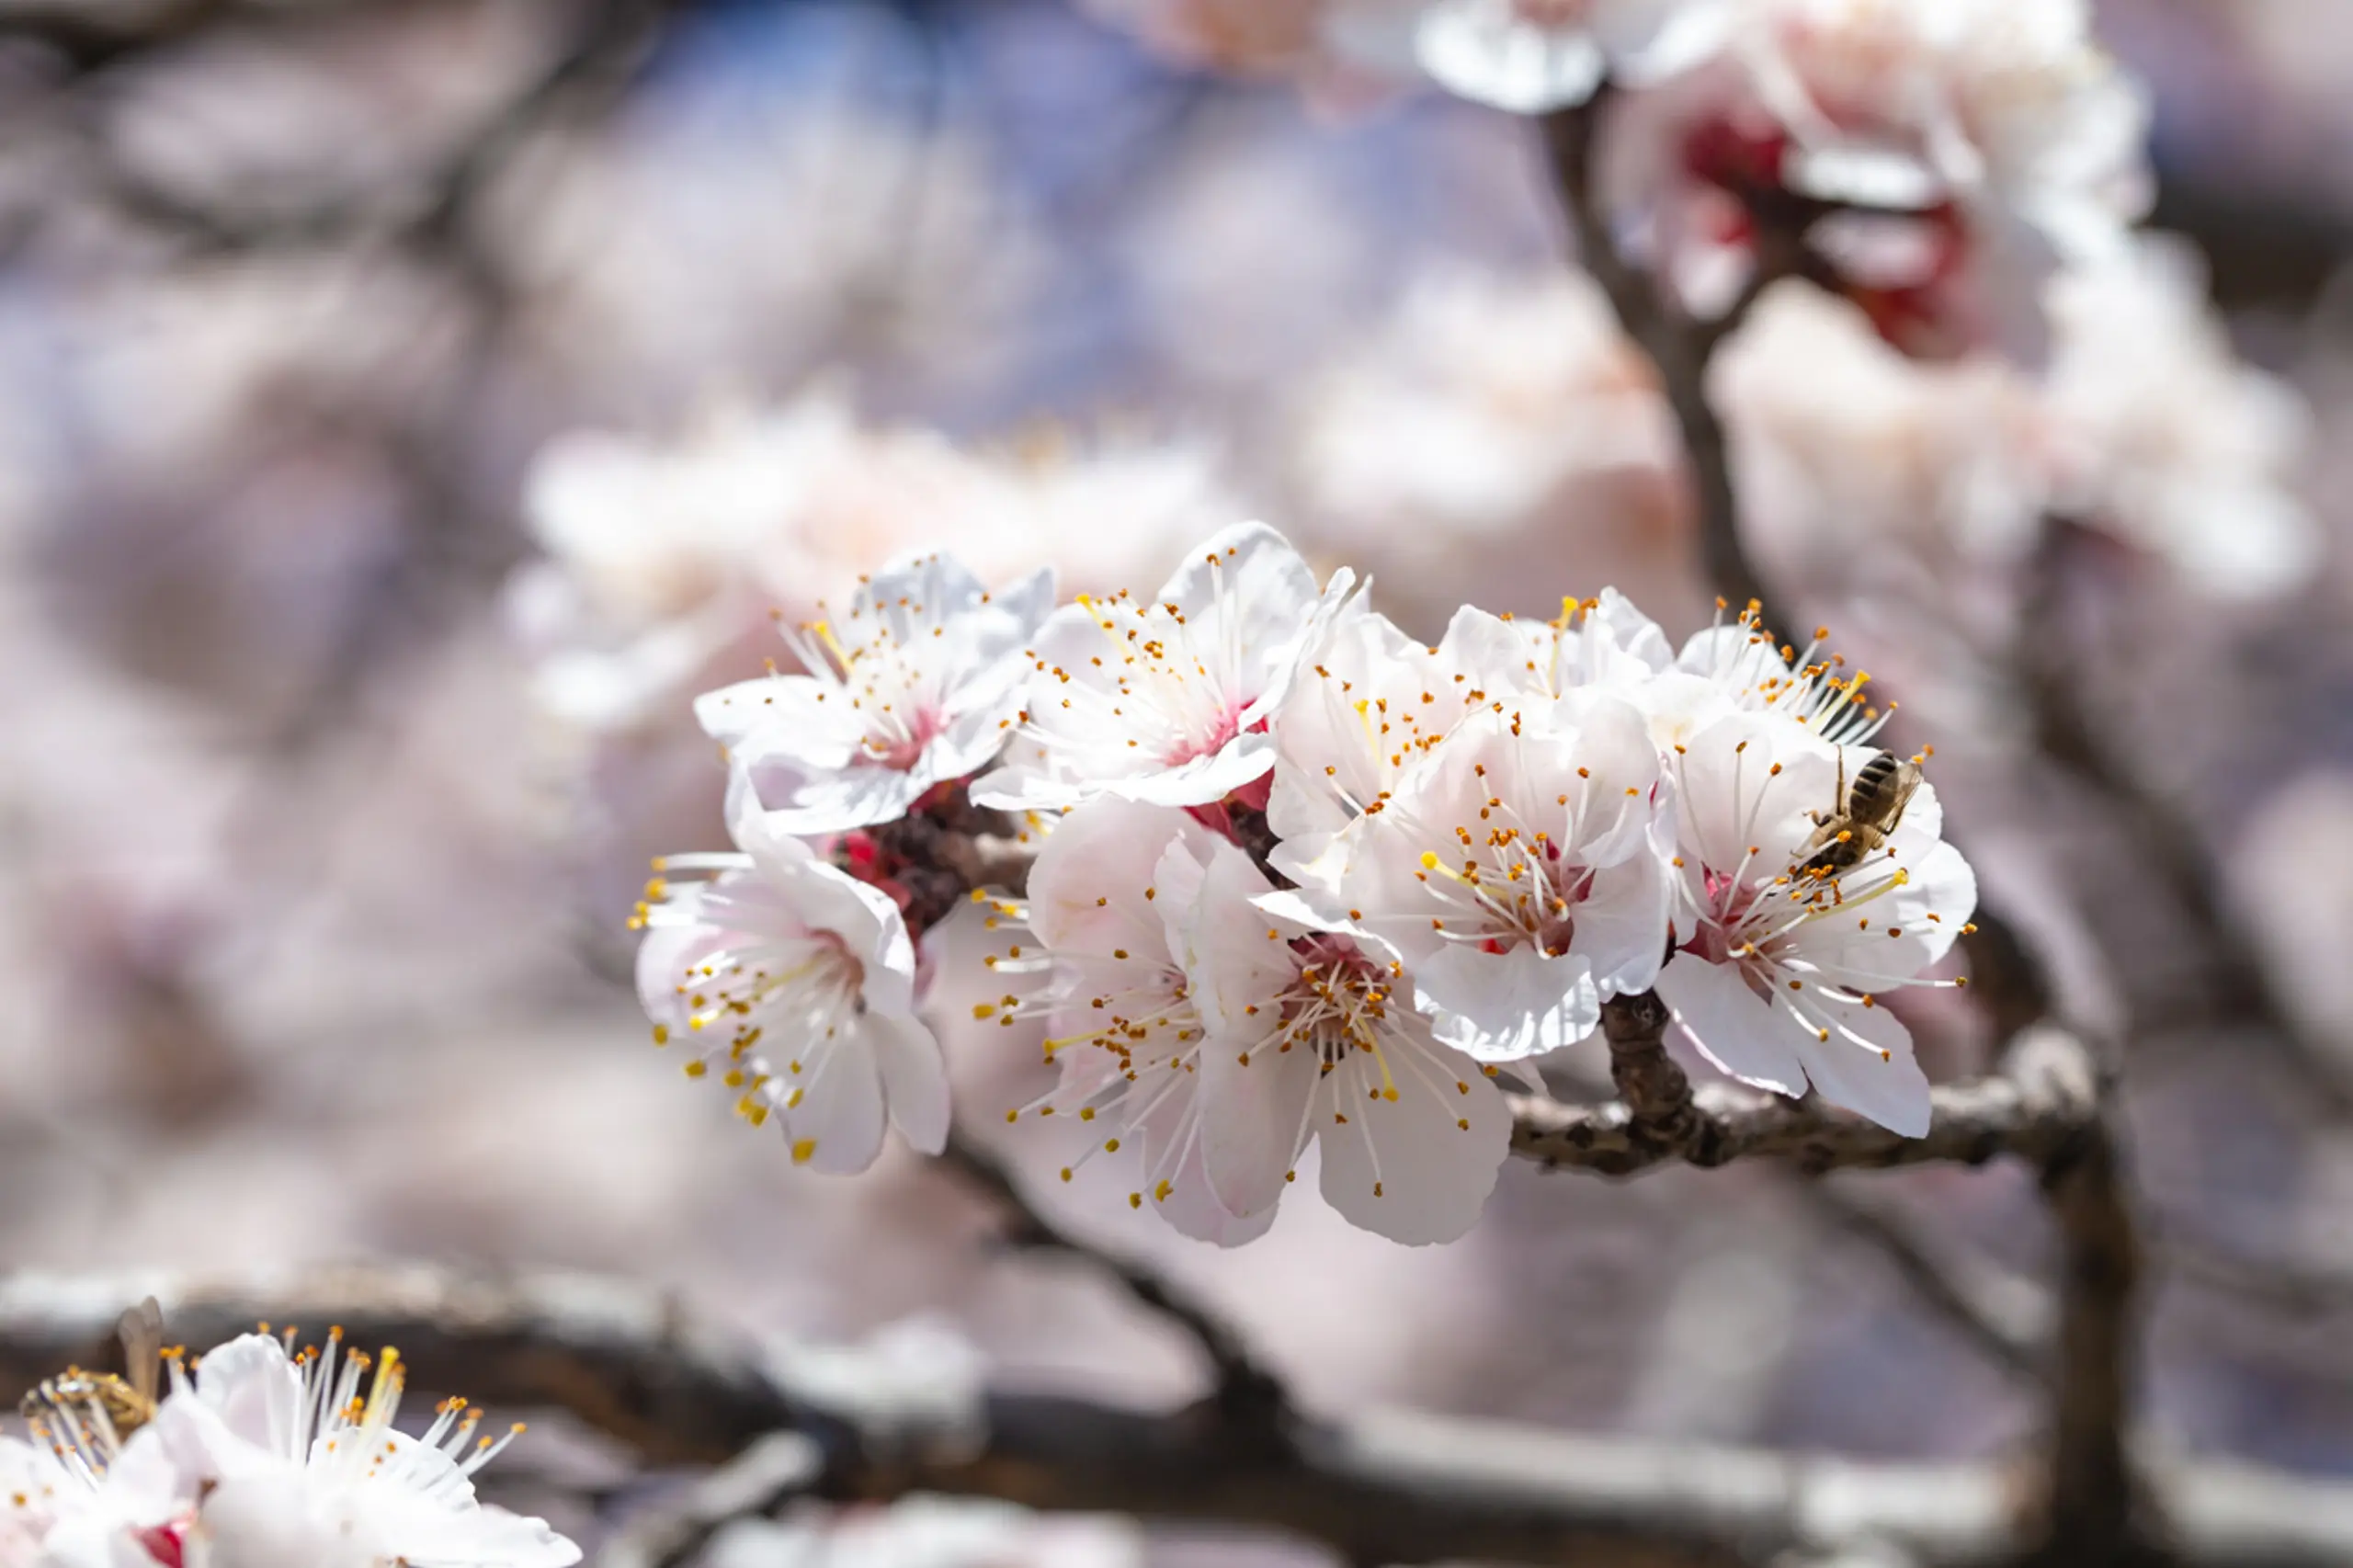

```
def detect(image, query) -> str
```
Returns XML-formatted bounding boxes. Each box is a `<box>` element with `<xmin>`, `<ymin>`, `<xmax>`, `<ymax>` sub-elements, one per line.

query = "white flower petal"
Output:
<box><xmin>776</xmin><ymin>1039</ymin><xmax>889</xmax><ymax>1176</ymax></box>
<box><xmin>1103</xmin><ymin>732</ymin><xmax>1279</xmax><ymax>808</ymax></box>
<box><xmin>1788</xmin><ymin>837</ymin><xmax>1975</xmax><ymax>985</ymax></box>
<box><xmin>187</xmin><ymin>1333</ymin><xmax>306</xmax><ymax>1459</ymax></box>
<box><xmin>1180</xmin><ymin>844</ymin><xmax>1292</xmax><ymax>1039</ymax></box>
<box><xmin>1313</xmin><ymin>1037</ymin><xmax>1509</xmax><ymax>1246</ymax></box>
<box><xmin>1566</xmin><ymin>851</ymin><xmax>1673</xmax><ymax>996</ymax></box>
<box><xmin>1668</xmin><ymin>714</ymin><xmax>1839</xmax><ymax>876</ymax></box>
<box><xmin>1160</xmin><ymin>520</ymin><xmax>1318</xmax><ymax>634</ymax></box>
<box><xmin>870</xmin><ymin>1011</ymin><xmax>950</xmax><ymax>1156</ymax></box>
<box><xmin>1790</xmin><ymin>994</ymin><xmax>1932</xmax><ymax>1138</ymax></box>
<box><xmin>984</xmin><ymin>526</ymin><xmax>1343</xmax><ymax>812</ymax></box>
<box><xmin>694</xmin><ymin>676</ymin><xmax>859</xmax><ymax>760</ymax></box>
<box><xmin>733</xmin><ymin>756</ymin><xmax>934</xmax><ymax>838</ymax></box>
<box><xmin>1656</xmin><ymin>950</ymin><xmax>1807</xmax><ymax>1097</ymax></box>
<box><xmin>1029</xmin><ymin>798</ymin><xmax>1213</xmax><ymax>954</ymax></box>
<box><xmin>1415</xmin><ymin>941</ymin><xmax>1600</xmax><ymax>1062</ymax></box>
<box><xmin>1199</xmin><ymin>1027</ymin><xmax>1319</xmax><ymax>1221</ymax></box>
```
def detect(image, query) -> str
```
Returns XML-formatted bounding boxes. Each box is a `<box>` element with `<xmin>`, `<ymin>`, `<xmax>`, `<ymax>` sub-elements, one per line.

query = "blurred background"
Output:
<box><xmin>5</xmin><ymin>0</ymin><xmax>2353</xmax><ymax>1561</ymax></box>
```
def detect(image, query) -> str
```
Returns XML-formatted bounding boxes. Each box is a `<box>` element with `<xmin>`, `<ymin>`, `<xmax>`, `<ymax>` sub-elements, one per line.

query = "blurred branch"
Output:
<box><xmin>595</xmin><ymin>1431</ymin><xmax>824</xmax><ymax>1568</ymax></box>
<box><xmin>0</xmin><ymin>0</ymin><xmax>238</xmax><ymax>74</ymax></box>
<box><xmin>2020</xmin><ymin>521</ymin><xmax>2352</xmax><ymax>1114</ymax></box>
<box><xmin>2150</xmin><ymin>175</ymin><xmax>2353</xmax><ymax>312</ymax></box>
<box><xmin>1511</xmin><ymin>1021</ymin><xmax>2099</xmax><ymax>1176</ymax></box>
<box><xmin>1540</xmin><ymin>90</ymin><xmax>1790</xmax><ymax>642</ymax></box>
<box><xmin>933</xmin><ymin>1130</ymin><xmax>1291</xmax><ymax>1434</ymax></box>
<box><xmin>2030</xmin><ymin>1110</ymin><xmax>2150</xmax><ymax>1565</ymax></box>
<box><xmin>1800</xmin><ymin>1184</ymin><xmax>2052</xmax><ymax>1381</ymax></box>
<box><xmin>2158</xmin><ymin>1228</ymin><xmax>2353</xmax><ymax>1319</ymax></box>
<box><xmin>62</xmin><ymin>0</ymin><xmax>669</xmax><ymax>297</ymax></box>
<box><xmin>4</xmin><ymin>1267</ymin><xmax>2352</xmax><ymax>1566</ymax></box>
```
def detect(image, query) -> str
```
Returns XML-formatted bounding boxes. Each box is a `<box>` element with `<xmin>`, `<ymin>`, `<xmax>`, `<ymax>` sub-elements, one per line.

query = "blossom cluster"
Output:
<box><xmin>1717</xmin><ymin>244</ymin><xmax>2316</xmax><ymax>604</ymax></box>
<box><xmin>1089</xmin><ymin>0</ymin><xmax>2148</xmax><ymax>362</ymax></box>
<box><xmin>635</xmin><ymin>524</ymin><xmax>1975</xmax><ymax>1245</ymax></box>
<box><xmin>1</xmin><ymin>1330</ymin><xmax>577</xmax><ymax>1568</ymax></box>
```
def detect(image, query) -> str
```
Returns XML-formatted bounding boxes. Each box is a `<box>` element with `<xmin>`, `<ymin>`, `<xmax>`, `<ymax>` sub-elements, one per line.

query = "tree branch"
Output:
<box><xmin>2029</xmin><ymin>1111</ymin><xmax>2152</xmax><ymax>1564</ymax></box>
<box><xmin>1511</xmin><ymin>1022</ymin><xmax>2100</xmax><ymax>1176</ymax></box>
<box><xmin>0</xmin><ymin>1267</ymin><xmax>2348</xmax><ymax>1567</ymax></box>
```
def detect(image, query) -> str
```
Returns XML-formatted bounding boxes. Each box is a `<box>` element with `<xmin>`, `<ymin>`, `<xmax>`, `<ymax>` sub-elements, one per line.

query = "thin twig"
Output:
<box><xmin>934</xmin><ymin>1131</ymin><xmax>1290</xmax><ymax>1434</ymax></box>
<box><xmin>1801</xmin><ymin>1183</ymin><xmax>2051</xmax><ymax>1381</ymax></box>
<box><xmin>2160</xmin><ymin>1232</ymin><xmax>2353</xmax><ymax>1319</ymax></box>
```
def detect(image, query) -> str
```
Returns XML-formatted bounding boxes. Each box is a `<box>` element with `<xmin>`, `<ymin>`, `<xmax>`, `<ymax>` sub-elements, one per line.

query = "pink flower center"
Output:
<box><xmin>1683</xmin><ymin>865</ymin><xmax>1768</xmax><ymax>980</ymax></box>
<box><xmin>134</xmin><ymin>1523</ymin><xmax>189</xmax><ymax>1568</ymax></box>
<box><xmin>1164</xmin><ymin>706</ymin><xmax>1245</xmax><ymax>767</ymax></box>
<box><xmin>860</xmin><ymin>708</ymin><xmax>946</xmax><ymax>771</ymax></box>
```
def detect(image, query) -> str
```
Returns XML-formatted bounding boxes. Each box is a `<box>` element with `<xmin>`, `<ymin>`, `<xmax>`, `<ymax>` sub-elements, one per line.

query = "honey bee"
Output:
<box><xmin>1798</xmin><ymin>751</ymin><xmax>1923</xmax><ymax>880</ymax></box>
<box><xmin>20</xmin><ymin>1298</ymin><xmax>165</xmax><ymax>1441</ymax></box>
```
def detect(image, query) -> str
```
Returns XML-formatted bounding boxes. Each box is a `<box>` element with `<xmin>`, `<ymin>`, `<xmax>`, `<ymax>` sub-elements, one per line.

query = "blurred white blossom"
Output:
<box><xmin>1287</xmin><ymin>268</ymin><xmax>1690</xmax><ymax>631</ymax></box>
<box><xmin>514</xmin><ymin>393</ymin><xmax>1246</xmax><ymax>732</ymax></box>
<box><xmin>1291</xmin><ymin>267</ymin><xmax>1675</xmax><ymax>541</ymax></box>
<box><xmin>1717</xmin><ymin>251</ymin><xmax>2317</xmax><ymax>602</ymax></box>
<box><xmin>2234</xmin><ymin>772</ymin><xmax>2353</xmax><ymax>1066</ymax></box>
<box><xmin>2040</xmin><ymin>241</ymin><xmax>2317</xmax><ymax>600</ymax></box>
<box><xmin>1607</xmin><ymin>0</ymin><xmax>2151</xmax><ymax>359</ymax></box>
<box><xmin>512</xmin><ymin>396</ymin><xmax>863</xmax><ymax>731</ymax></box>
<box><xmin>1083</xmin><ymin>0</ymin><xmax>1718</xmax><ymax>112</ymax></box>
<box><xmin>706</xmin><ymin>1495</ymin><xmax>1142</xmax><ymax>1568</ymax></box>
<box><xmin>504</xmin><ymin>92</ymin><xmax>1046</xmax><ymax>410</ymax></box>
<box><xmin>1713</xmin><ymin>278</ymin><xmax>2046</xmax><ymax>581</ymax></box>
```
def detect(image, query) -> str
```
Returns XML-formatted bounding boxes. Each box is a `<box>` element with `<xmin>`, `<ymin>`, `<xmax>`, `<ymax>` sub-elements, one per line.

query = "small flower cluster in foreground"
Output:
<box><xmin>1</xmin><ymin>1329</ymin><xmax>577</xmax><ymax>1568</ymax></box>
<box><xmin>636</xmin><ymin>525</ymin><xmax>1975</xmax><ymax>1245</ymax></box>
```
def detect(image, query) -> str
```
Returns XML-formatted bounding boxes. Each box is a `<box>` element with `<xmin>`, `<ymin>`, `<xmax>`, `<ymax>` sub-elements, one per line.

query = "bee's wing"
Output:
<box><xmin>1881</xmin><ymin>765</ymin><xmax>1925</xmax><ymax>834</ymax></box>
<box><xmin>118</xmin><ymin>1297</ymin><xmax>165</xmax><ymax>1405</ymax></box>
